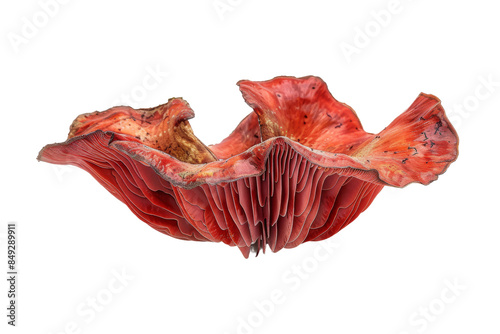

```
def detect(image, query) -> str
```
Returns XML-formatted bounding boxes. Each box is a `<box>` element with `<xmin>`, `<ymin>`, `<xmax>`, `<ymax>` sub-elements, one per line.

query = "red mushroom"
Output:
<box><xmin>38</xmin><ymin>76</ymin><xmax>459</xmax><ymax>257</ymax></box>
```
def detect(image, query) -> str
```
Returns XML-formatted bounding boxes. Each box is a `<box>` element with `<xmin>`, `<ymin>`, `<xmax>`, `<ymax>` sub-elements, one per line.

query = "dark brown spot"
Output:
<box><xmin>434</xmin><ymin>121</ymin><xmax>443</xmax><ymax>135</ymax></box>
<box><xmin>408</xmin><ymin>146</ymin><xmax>418</xmax><ymax>155</ymax></box>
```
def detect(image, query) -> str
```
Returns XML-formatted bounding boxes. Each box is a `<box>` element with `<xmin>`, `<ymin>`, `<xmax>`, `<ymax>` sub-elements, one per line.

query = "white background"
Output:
<box><xmin>1</xmin><ymin>0</ymin><xmax>499</xmax><ymax>333</ymax></box>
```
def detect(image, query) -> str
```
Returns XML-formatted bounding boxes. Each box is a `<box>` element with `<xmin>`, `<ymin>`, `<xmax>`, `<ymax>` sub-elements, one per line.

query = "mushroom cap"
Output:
<box><xmin>38</xmin><ymin>76</ymin><xmax>459</xmax><ymax>257</ymax></box>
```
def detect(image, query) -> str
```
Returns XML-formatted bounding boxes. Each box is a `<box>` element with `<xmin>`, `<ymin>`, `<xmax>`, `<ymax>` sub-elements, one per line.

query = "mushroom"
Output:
<box><xmin>38</xmin><ymin>76</ymin><xmax>459</xmax><ymax>257</ymax></box>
